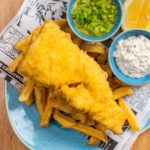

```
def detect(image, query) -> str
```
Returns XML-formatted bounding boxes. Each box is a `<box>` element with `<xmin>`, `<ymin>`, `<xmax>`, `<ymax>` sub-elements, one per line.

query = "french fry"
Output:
<box><xmin>51</xmin><ymin>98</ymin><xmax>75</xmax><ymax>114</ymax></box>
<box><xmin>118</xmin><ymin>98</ymin><xmax>140</xmax><ymax>131</ymax></box>
<box><xmin>63</xmin><ymin>27</ymin><xmax>77</xmax><ymax>39</ymax></box>
<box><xmin>80</xmin><ymin>43</ymin><xmax>105</xmax><ymax>54</ymax></box>
<box><xmin>18</xmin><ymin>87</ymin><xmax>23</xmax><ymax>94</ymax></box>
<box><xmin>88</xmin><ymin>137</ymin><xmax>100</xmax><ymax>146</ymax></box>
<box><xmin>8</xmin><ymin>54</ymin><xmax>23</xmax><ymax>73</ymax></box>
<box><xmin>73</xmin><ymin>122</ymin><xmax>108</xmax><ymax>143</ymax></box>
<box><xmin>24</xmin><ymin>92</ymin><xmax>34</xmax><ymax>106</ymax></box>
<box><xmin>108</xmin><ymin>78</ymin><xmax>120</xmax><ymax>90</ymax></box>
<box><xmin>87</xmin><ymin>53</ymin><xmax>99</xmax><ymax>59</ymax></box>
<box><xmin>34</xmin><ymin>86</ymin><xmax>47</xmax><ymax>116</ymax></box>
<box><xmin>113</xmin><ymin>87</ymin><xmax>134</xmax><ymax>100</ymax></box>
<box><xmin>19</xmin><ymin>86</ymin><xmax>34</xmax><ymax>106</ymax></box>
<box><xmin>53</xmin><ymin>110</ymin><xmax>76</xmax><ymax>128</ymax></box>
<box><xmin>97</xmin><ymin>54</ymin><xmax>107</xmax><ymax>64</ymax></box>
<box><xmin>16</xmin><ymin>36</ymin><xmax>31</xmax><ymax>53</ymax></box>
<box><xmin>55</xmin><ymin>19</ymin><xmax>68</xmax><ymax>29</ymax></box>
<box><xmin>88</xmin><ymin>123</ymin><xmax>107</xmax><ymax>145</ymax></box>
<box><xmin>70</xmin><ymin>112</ymin><xmax>87</xmax><ymax>123</ymax></box>
<box><xmin>94</xmin><ymin>42</ymin><xmax>103</xmax><ymax>46</ymax></box>
<box><xmin>40</xmin><ymin>97</ymin><xmax>53</xmax><ymax>127</ymax></box>
<box><xmin>46</xmin><ymin>88</ymin><xmax>73</xmax><ymax>114</ymax></box>
<box><xmin>19</xmin><ymin>79</ymin><xmax>34</xmax><ymax>102</ymax></box>
<box><xmin>53</xmin><ymin>111</ymin><xmax>108</xmax><ymax>143</ymax></box>
<box><xmin>16</xmin><ymin>25</ymin><xmax>43</xmax><ymax>53</ymax></box>
<box><xmin>100</xmin><ymin>64</ymin><xmax>112</xmax><ymax>78</ymax></box>
<box><xmin>73</xmin><ymin>37</ymin><xmax>83</xmax><ymax>46</ymax></box>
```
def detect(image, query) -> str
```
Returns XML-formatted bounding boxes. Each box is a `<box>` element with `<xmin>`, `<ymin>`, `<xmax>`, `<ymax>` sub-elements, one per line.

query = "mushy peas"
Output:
<box><xmin>72</xmin><ymin>0</ymin><xmax>118</xmax><ymax>37</ymax></box>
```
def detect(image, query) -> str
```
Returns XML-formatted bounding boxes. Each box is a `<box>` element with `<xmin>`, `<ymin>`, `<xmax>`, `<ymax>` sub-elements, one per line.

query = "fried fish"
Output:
<box><xmin>16</xmin><ymin>20</ymin><xmax>126</xmax><ymax>134</ymax></box>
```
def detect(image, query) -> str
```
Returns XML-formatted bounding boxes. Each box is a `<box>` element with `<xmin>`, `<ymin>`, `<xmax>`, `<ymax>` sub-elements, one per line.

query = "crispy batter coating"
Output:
<box><xmin>17</xmin><ymin>20</ymin><xmax>126</xmax><ymax>134</ymax></box>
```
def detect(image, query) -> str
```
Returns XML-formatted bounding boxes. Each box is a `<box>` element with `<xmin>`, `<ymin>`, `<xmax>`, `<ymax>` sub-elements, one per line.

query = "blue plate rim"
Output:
<box><xmin>5</xmin><ymin>81</ymin><xmax>32</xmax><ymax>150</ymax></box>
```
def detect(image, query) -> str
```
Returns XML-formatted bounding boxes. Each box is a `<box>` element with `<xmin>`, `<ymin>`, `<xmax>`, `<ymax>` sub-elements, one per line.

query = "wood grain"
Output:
<box><xmin>0</xmin><ymin>1</ymin><xmax>28</xmax><ymax>150</ymax></box>
<box><xmin>0</xmin><ymin>0</ymin><xmax>150</xmax><ymax>150</ymax></box>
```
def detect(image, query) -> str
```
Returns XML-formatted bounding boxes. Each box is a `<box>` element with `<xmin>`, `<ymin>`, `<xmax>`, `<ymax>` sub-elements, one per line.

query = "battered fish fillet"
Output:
<box><xmin>60</xmin><ymin>85</ymin><xmax>126</xmax><ymax>134</ymax></box>
<box><xmin>17</xmin><ymin>20</ymin><xmax>126</xmax><ymax>134</ymax></box>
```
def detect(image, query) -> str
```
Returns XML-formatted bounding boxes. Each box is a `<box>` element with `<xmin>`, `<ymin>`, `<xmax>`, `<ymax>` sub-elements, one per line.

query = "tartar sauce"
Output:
<box><xmin>114</xmin><ymin>35</ymin><xmax>150</xmax><ymax>78</ymax></box>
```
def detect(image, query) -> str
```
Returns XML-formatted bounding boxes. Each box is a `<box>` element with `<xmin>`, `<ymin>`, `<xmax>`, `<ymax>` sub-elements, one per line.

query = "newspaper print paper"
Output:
<box><xmin>0</xmin><ymin>0</ymin><xmax>150</xmax><ymax>150</ymax></box>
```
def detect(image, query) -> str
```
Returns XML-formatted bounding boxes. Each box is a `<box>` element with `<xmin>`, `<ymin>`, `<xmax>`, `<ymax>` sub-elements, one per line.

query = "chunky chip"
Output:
<box><xmin>80</xmin><ymin>43</ymin><xmax>105</xmax><ymax>54</ymax></box>
<box><xmin>34</xmin><ymin>86</ymin><xmax>47</xmax><ymax>116</ymax></box>
<box><xmin>118</xmin><ymin>98</ymin><xmax>140</xmax><ymax>131</ymax></box>
<box><xmin>53</xmin><ymin>111</ymin><xmax>108</xmax><ymax>143</ymax></box>
<box><xmin>9</xmin><ymin>54</ymin><xmax>23</xmax><ymax>73</ymax></box>
<box><xmin>19</xmin><ymin>79</ymin><xmax>34</xmax><ymax>102</ymax></box>
<box><xmin>40</xmin><ymin>98</ymin><xmax>53</xmax><ymax>127</ymax></box>
<box><xmin>113</xmin><ymin>87</ymin><xmax>134</xmax><ymax>100</ymax></box>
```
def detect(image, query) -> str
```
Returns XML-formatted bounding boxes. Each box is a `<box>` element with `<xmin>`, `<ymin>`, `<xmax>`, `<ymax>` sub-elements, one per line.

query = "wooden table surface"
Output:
<box><xmin>0</xmin><ymin>0</ymin><xmax>150</xmax><ymax>150</ymax></box>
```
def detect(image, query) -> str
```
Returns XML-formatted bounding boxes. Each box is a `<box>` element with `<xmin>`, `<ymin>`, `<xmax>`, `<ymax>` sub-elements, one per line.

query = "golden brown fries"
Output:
<box><xmin>73</xmin><ymin>37</ymin><xmax>83</xmax><ymax>46</ymax></box>
<box><xmin>9</xmin><ymin>54</ymin><xmax>23</xmax><ymax>73</ymax></box>
<box><xmin>71</xmin><ymin>122</ymin><xmax>108</xmax><ymax>143</ymax></box>
<box><xmin>113</xmin><ymin>87</ymin><xmax>134</xmax><ymax>100</ymax></box>
<box><xmin>40</xmin><ymin>98</ymin><xmax>53</xmax><ymax>127</ymax></box>
<box><xmin>88</xmin><ymin>123</ymin><xmax>107</xmax><ymax>145</ymax></box>
<box><xmin>97</xmin><ymin>54</ymin><xmax>107</xmax><ymax>64</ymax></box>
<box><xmin>19</xmin><ymin>79</ymin><xmax>34</xmax><ymax>102</ymax></box>
<box><xmin>34</xmin><ymin>86</ymin><xmax>47</xmax><ymax>116</ymax></box>
<box><xmin>88</xmin><ymin>137</ymin><xmax>100</xmax><ymax>146</ymax></box>
<box><xmin>63</xmin><ymin>27</ymin><xmax>77</xmax><ymax>39</ymax></box>
<box><xmin>108</xmin><ymin>78</ymin><xmax>120</xmax><ymax>90</ymax></box>
<box><xmin>24</xmin><ymin>92</ymin><xmax>34</xmax><ymax>106</ymax></box>
<box><xmin>54</xmin><ymin>110</ymin><xmax>108</xmax><ymax>143</ymax></box>
<box><xmin>118</xmin><ymin>98</ymin><xmax>140</xmax><ymax>131</ymax></box>
<box><xmin>16</xmin><ymin>26</ymin><xmax>43</xmax><ymax>53</ymax></box>
<box><xmin>100</xmin><ymin>64</ymin><xmax>112</xmax><ymax>78</ymax></box>
<box><xmin>15</xmin><ymin>36</ymin><xmax>31</xmax><ymax>53</ymax></box>
<box><xmin>19</xmin><ymin>85</ymin><xmax>34</xmax><ymax>105</ymax></box>
<box><xmin>53</xmin><ymin>110</ymin><xmax>76</xmax><ymax>128</ymax></box>
<box><xmin>80</xmin><ymin>43</ymin><xmax>105</xmax><ymax>54</ymax></box>
<box><xmin>55</xmin><ymin>19</ymin><xmax>68</xmax><ymax>29</ymax></box>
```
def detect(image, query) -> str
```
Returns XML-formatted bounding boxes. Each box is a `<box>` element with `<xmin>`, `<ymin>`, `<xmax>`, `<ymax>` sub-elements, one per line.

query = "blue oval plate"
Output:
<box><xmin>5</xmin><ymin>82</ymin><xmax>150</xmax><ymax>150</ymax></box>
<box><xmin>6</xmin><ymin>82</ymin><xmax>102</xmax><ymax>150</ymax></box>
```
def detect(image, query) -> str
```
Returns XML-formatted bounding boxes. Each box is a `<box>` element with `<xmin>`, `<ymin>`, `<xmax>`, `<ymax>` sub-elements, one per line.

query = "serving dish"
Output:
<box><xmin>109</xmin><ymin>29</ymin><xmax>150</xmax><ymax>85</ymax></box>
<box><xmin>67</xmin><ymin>0</ymin><xmax>123</xmax><ymax>42</ymax></box>
<box><xmin>6</xmin><ymin>82</ymin><xmax>150</xmax><ymax>149</ymax></box>
<box><xmin>6</xmin><ymin>82</ymin><xmax>104</xmax><ymax>150</ymax></box>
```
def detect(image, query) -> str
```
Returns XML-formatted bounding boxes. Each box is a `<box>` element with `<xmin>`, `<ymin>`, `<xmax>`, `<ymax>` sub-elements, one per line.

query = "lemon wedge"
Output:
<box><xmin>122</xmin><ymin>0</ymin><xmax>150</xmax><ymax>31</ymax></box>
